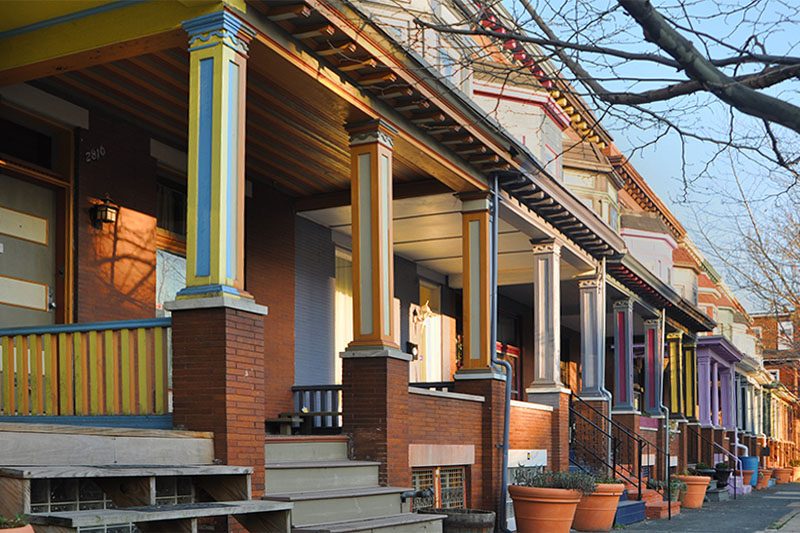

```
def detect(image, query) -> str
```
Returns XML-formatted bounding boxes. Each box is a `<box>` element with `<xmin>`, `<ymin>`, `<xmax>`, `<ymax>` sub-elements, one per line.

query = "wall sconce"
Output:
<box><xmin>90</xmin><ymin>194</ymin><xmax>119</xmax><ymax>228</ymax></box>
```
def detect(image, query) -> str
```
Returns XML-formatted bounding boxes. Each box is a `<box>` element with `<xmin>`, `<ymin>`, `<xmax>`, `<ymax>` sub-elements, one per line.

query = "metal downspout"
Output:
<box><xmin>492</xmin><ymin>175</ymin><xmax>513</xmax><ymax>533</ymax></box>
<box><xmin>659</xmin><ymin>310</ymin><xmax>672</xmax><ymax>518</ymax></box>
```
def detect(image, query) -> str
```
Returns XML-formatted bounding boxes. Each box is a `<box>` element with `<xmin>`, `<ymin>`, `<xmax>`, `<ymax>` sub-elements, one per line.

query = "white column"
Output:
<box><xmin>578</xmin><ymin>275</ymin><xmax>606</xmax><ymax>398</ymax></box>
<box><xmin>528</xmin><ymin>239</ymin><xmax>562</xmax><ymax>390</ymax></box>
<box><xmin>711</xmin><ymin>361</ymin><xmax>720</xmax><ymax>426</ymax></box>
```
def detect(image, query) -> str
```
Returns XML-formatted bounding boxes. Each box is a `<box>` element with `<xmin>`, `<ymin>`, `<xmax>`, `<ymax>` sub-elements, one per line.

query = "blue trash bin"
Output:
<box><xmin>740</xmin><ymin>456</ymin><xmax>759</xmax><ymax>487</ymax></box>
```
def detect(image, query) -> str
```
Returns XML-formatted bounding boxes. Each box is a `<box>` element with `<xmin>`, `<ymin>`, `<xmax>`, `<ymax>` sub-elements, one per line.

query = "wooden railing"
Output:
<box><xmin>292</xmin><ymin>384</ymin><xmax>342</xmax><ymax>431</ymax></box>
<box><xmin>0</xmin><ymin>318</ymin><xmax>171</xmax><ymax>417</ymax></box>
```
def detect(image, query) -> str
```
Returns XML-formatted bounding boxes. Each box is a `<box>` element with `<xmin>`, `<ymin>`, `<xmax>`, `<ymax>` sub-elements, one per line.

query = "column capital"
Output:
<box><xmin>183</xmin><ymin>11</ymin><xmax>256</xmax><ymax>55</ymax></box>
<box><xmin>346</xmin><ymin>119</ymin><xmax>398</xmax><ymax>149</ymax></box>
<box><xmin>613</xmin><ymin>299</ymin><xmax>633</xmax><ymax>312</ymax></box>
<box><xmin>578</xmin><ymin>277</ymin><xmax>603</xmax><ymax>290</ymax></box>
<box><xmin>667</xmin><ymin>331</ymin><xmax>684</xmax><ymax>341</ymax></box>
<box><xmin>644</xmin><ymin>318</ymin><xmax>661</xmax><ymax>328</ymax></box>
<box><xmin>458</xmin><ymin>191</ymin><xmax>491</xmax><ymax>213</ymax></box>
<box><xmin>531</xmin><ymin>238</ymin><xmax>561</xmax><ymax>256</ymax></box>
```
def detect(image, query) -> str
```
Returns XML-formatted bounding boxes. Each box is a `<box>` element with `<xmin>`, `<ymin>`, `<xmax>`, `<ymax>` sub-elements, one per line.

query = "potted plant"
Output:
<box><xmin>0</xmin><ymin>515</ymin><xmax>33</xmax><ymax>533</ymax></box>
<box><xmin>509</xmin><ymin>468</ymin><xmax>595</xmax><ymax>533</ymax></box>
<box><xmin>647</xmin><ymin>478</ymin><xmax>686</xmax><ymax>502</ymax></box>
<box><xmin>790</xmin><ymin>459</ymin><xmax>800</xmax><ymax>482</ymax></box>
<box><xmin>693</xmin><ymin>462</ymin><xmax>716</xmax><ymax>477</ymax></box>
<box><xmin>714</xmin><ymin>461</ymin><xmax>732</xmax><ymax>489</ymax></box>
<box><xmin>734</xmin><ymin>467</ymin><xmax>755</xmax><ymax>485</ymax></box>
<box><xmin>774</xmin><ymin>466</ymin><xmax>793</xmax><ymax>485</ymax></box>
<box><xmin>675</xmin><ymin>469</ymin><xmax>712</xmax><ymax>508</ymax></box>
<box><xmin>572</xmin><ymin>473</ymin><xmax>624</xmax><ymax>532</ymax></box>
<box><xmin>756</xmin><ymin>468</ymin><xmax>772</xmax><ymax>490</ymax></box>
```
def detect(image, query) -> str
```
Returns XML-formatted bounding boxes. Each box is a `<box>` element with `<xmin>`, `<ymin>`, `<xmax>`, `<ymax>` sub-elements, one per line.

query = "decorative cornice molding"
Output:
<box><xmin>531</xmin><ymin>238</ymin><xmax>560</xmax><ymax>256</ymax></box>
<box><xmin>613</xmin><ymin>299</ymin><xmax>633</xmax><ymax>312</ymax></box>
<box><xmin>183</xmin><ymin>11</ymin><xmax>256</xmax><ymax>55</ymax></box>
<box><xmin>346</xmin><ymin>118</ymin><xmax>397</xmax><ymax>149</ymax></box>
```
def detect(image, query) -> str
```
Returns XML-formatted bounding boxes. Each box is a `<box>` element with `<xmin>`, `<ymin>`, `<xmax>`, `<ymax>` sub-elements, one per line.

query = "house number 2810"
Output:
<box><xmin>84</xmin><ymin>145</ymin><xmax>106</xmax><ymax>163</ymax></box>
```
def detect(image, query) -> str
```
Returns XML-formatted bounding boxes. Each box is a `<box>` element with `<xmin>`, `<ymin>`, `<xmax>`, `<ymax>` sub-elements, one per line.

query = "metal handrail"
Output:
<box><xmin>570</xmin><ymin>408</ymin><xmax>640</xmax><ymax>491</ymax></box>
<box><xmin>685</xmin><ymin>424</ymin><xmax>742</xmax><ymax>500</ymax></box>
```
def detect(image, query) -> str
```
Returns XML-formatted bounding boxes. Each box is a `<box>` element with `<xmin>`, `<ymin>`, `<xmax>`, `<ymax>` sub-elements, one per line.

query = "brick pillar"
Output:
<box><xmin>342</xmin><ymin>351</ymin><xmax>411</xmax><ymax>487</ymax></box>
<box><xmin>613</xmin><ymin>412</ymin><xmax>641</xmax><ymax>472</ymax></box>
<box><xmin>525</xmin><ymin>389</ymin><xmax>571</xmax><ymax>472</ymax></box>
<box><xmin>677</xmin><ymin>421</ymin><xmax>690</xmax><ymax>472</ymax></box>
<box><xmin>456</xmin><ymin>376</ymin><xmax>506</xmax><ymax>512</ymax></box>
<box><xmin>701</xmin><ymin>427</ymin><xmax>715</xmax><ymax>465</ymax></box>
<box><xmin>573</xmin><ymin>399</ymin><xmax>612</xmax><ymax>473</ymax></box>
<box><xmin>169</xmin><ymin>299</ymin><xmax>268</xmax><ymax>496</ymax></box>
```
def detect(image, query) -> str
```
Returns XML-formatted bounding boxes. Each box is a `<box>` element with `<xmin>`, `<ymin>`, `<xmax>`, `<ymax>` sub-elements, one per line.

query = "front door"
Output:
<box><xmin>0</xmin><ymin>173</ymin><xmax>56</xmax><ymax>327</ymax></box>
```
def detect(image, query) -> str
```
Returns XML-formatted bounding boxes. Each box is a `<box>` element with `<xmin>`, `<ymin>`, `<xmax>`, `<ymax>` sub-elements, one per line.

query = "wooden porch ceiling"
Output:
<box><xmin>31</xmin><ymin>46</ymin><xmax>433</xmax><ymax>197</ymax></box>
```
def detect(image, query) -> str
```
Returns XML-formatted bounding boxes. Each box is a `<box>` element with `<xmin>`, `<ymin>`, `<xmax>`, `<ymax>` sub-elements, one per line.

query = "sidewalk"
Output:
<box><xmin>621</xmin><ymin>483</ymin><xmax>800</xmax><ymax>532</ymax></box>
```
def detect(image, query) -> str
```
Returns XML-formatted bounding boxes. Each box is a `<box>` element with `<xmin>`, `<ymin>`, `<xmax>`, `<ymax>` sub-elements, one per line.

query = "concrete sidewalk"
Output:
<box><xmin>621</xmin><ymin>483</ymin><xmax>800</xmax><ymax>532</ymax></box>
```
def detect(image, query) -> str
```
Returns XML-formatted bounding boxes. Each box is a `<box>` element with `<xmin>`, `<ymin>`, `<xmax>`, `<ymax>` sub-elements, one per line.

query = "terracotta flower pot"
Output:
<box><xmin>792</xmin><ymin>466</ymin><xmax>800</xmax><ymax>482</ymax></box>
<box><xmin>756</xmin><ymin>469</ymin><xmax>772</xmax><ymax>490</ymax></box>
<box><xmin>572</xmin><ymin>483</ymin><xmax>624</xmax><ymax>532</ymax></box>
<box><xmin>774</xmin><ymin>468</ymin><xmax>793</xmax><ymax>484</ymax></box>
<box><xmin>1</xmin><ymin>526</ymin><xmax>33</xmax><ymax>533</ymax></box>
<box><xmin>676</xmin><ymin>475</ymin><xmax>711</xmax><ymax>509</ymax></box>
<box><xmin>735</xmin><ymin>469</ymin><xmax>755</xmax><ymax>485</ymax></box>
<box><xmin>509</xmin><ymin>485</ymin><xmax>582</xmax><ymax>533</ymax></box>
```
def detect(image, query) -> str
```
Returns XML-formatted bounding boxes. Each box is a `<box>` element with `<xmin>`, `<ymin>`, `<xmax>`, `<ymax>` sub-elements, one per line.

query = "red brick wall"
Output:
<box><xmin>509</xmin><ymin>404</ymin><xmax>552</xmax><ymax>451</ymax></box>
<box><xmin>75</xmin><ymin>114</ymin><xmax>157</xmax><ymax>322</ymax></box>
<box><xmin>408</xmin><ymin>392</ymin><xmax>484</xmax><ymax>507</ymax></box>
<box><xmin>245</xmin><ymin>183</ymin><xmax>295</xmax><ymax>417</ymax></box>
<box><xmin>171</xmin><ymin>306</ymin><xmax>266</xmax><ymax>495</ymax></box>
<box><xmin>571</xmin><ymin>399</ymin><xmax>609</xmax><ymax>473</ymax></box>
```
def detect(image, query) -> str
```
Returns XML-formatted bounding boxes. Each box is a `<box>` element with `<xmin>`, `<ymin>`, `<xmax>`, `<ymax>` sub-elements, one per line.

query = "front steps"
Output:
<box><xmin>0</xmin><ymin>423</ymin><xmax>288</xmax><ymax>532</ymax></box>
<box><xmin>645</xmin><ymin>500</ymin><xmax>680</xmax><ymax>519</ymax></box>
<box><xmin>264</xmin><ymin>436</ymin><xmax>443</xmax><ymax>533</ymax></box>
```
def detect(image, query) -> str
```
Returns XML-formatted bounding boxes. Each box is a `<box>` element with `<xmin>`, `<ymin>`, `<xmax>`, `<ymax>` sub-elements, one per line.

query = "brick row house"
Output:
<box><xmin>0</xmin><ymin>0</ymin><xmax>798</xmax><ymax>530</ymax></box>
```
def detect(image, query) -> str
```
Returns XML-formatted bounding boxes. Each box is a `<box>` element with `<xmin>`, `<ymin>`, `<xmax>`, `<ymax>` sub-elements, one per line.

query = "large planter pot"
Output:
<box><xmin>676</xmin><ymin>475</ymin><xmax>711</xmax><ymax>509</ymax></box>
<box><xmin>756</xmin><ymin>469</ymin><xmax>772</xmax><ymax>490</ymax></box>
<box><xmin>508</xmin><ymin>485</ymin><xmax>582</xmax><ymax>533</ymax></box>
<box><xmin>0</xmin><ymin>526</ymin><xmax>33</xmax><ymax>533</ymax></box>
<box><xmin>774</xmin><ymin>468</ymin><xmax>793</xmax><ymax>485</ymax></box>
<box><xmin>418</xmin><ymin>508</ymin><xmax>495</xmax><ymax>533</ymax></box>
<box><xmin>572</xmin><ymin>483</ymin><xmax>624</xmax><ymax>532</ymax></box>
<box><xmin>735</xmin><ymin>469</ymin><xmax>755</xmax><ymax>485</ymax></box>
<box><xmin>792</xmin><ymin>466</ymin><xmax>800</xmax><ymax>482</ymax></box>
<box><xmin>714</xmin><ymin>468</ymin><xmax>732</xmax><ymax>489</ymax></box>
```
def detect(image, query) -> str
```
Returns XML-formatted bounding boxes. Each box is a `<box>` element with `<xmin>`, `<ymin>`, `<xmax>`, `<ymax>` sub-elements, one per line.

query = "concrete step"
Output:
<box><xmin>265</xmin><ymin>461</ymin><xmax>380</xmax><ymax>494</ymax></box>
<box><xmin>614</xmin><ymin>500</ymin><xmax>646</xmax><ymax>526</ymax></box>
<box><xmin>645</xmin><ymin>500</ymin><xmax>681</xmax><ymax>519</ymax></box>
<box><xmin>292</xmin><ymin>513</ymin><xmax>444</xmax><ymax>532</ymax></box>
<box><xmin>266</xmin><ymin>436</ymin><xmax>349</xmax><ymax>463</ymax></box>
<box><xmin>263</xmin><ymin>486</ymin><xmax>407</xmax><ymax>526</ymax></box>
<box><xmin>626</xmin><ymin>488</ymin><xmax>661</xmax><ymax>504</ymax></box>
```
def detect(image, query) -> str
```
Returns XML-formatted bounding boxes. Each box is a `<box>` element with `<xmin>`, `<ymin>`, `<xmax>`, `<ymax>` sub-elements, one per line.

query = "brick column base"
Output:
<box><xmin>572</xmin><ymin>398</ymin><xmax>611</xmax><ymax>474</ymax></box>
<box><xmin>455</xmin><ymin>373</ymin><xmax>506</xmax><ymax>513</ymax></box>
<box><xmin>525</xmin><ymin>388</ymin><xmax>571</xmax><ymax>472</ymax></box>
<box><xmin>342</xmin><ymin>348</ymin><xmax>411</xmax><ymax>488</ymax></box>
<box><xmin>677</xmin><ymin>421</ymin><xmax>690</xmax><ymax>472</ymax></box>
<box><xmin>168</xmin><ymin>298</ymin><xmax>268</xmax><ymax>496</ymax></box>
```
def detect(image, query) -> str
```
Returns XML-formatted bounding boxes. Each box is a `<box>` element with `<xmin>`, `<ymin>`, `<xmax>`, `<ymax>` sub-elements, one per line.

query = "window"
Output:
<box><xmin>779</xmin><ymin>321</ymin><xmax>794</xmax><ymax>351</ymax></box>
<box><xmin>753</xmin><ymin>326</ymin><xmax>762</xmax><ymax>338</ymax></box>
<box><xmin>412</xmin><ymin>466</ymin><xmax>466</xmax><ymax>510</ymax></box>
<box><xmin>157</xmin><ymin>178</ymin><xmax>187</xmax><ymax>237</ymax></box>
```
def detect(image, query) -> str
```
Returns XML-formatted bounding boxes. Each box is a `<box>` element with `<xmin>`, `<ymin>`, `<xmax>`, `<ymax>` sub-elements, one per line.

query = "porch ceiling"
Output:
<box><xmin>301</xmin><ymin>193</ymin><xmax>584</xmax><ymax>286</ymax></box>
<box><xmin>30</xmin><ymin>44</ymin><xmax>432</xmax><ymax>197</ymax></box>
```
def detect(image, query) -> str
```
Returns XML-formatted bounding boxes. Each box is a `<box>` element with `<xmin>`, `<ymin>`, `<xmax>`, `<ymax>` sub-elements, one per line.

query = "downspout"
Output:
<box><xmin>492</xmin><ymin>175</ymin><xmax>513</xmax><ymax>533</ymax></box>
<box><xmin>658</xmin><ymin>310</ymin><xmax>672</xmax><ymax>513</ymax></box>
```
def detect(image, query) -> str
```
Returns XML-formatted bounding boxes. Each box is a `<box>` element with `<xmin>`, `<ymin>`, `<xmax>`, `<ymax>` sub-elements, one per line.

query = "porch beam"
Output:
<box><xmin>294</xmin><ymin>179</ymin><xmax>451</xmax><ymax>212</ymax></box>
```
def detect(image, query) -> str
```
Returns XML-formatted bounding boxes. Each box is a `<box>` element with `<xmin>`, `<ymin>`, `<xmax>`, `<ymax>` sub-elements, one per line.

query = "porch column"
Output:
<box><xmin>178</xmin><ymin>12</ymin><xmax>254</xmax><ymax>300</ymax></box>
<box><xmin>578</xmin><ymin>275</ymin><xmax>607</xmax><ymax>398</ymax></box>
<box><xmin>612</xmin><ymin>300</ymin><xmax>636</xmax><ymax>413</ymax></box>
<box><xmin>643</xmin><ymin>318</ymin><xmax>663</xmax><ymax>416</ymax></box>
<box><xmin>459</xmin><ymin>193</ymin><xmax>492</xmax><ymax>371</ymax></box>
<box><xmin>712</xmin><ymin>361</ymin><xmax>720</xmax><ymax>426</ymax></box>
<box><xmin>529</xmin><ymin>239</ymin><xmax>562</xmax><ymax>389</ymax></box>
<box><xmin>340</xmin><ymin>119</ymin><xmax>411</xmax><ymax>488</ymax></box>
<box><xmin>667</xmin><ymin>332</ymin><xmax>684</xmax><ymax>417</ymax></box>
<box><xmin>169</xmin><ymin>12</ymin><xmax>269</xmax><ymax>501</ymax></box>
<box><xmin>683</xmin><ymin>338</ymin><xmax>698</xmax><ymax>420</ymax></box>
<box><xmin>720</xmin><ymin>367</ymin><xmax>733</xmax><ymax>429</ymax></box>
<box><xmin>698</xmin><ymin>355</ymin><xmax>712</xmax><ymax>426</ymax></box>
<box><xmin>345</xmin><ymin>119</ymin><xmax>398</xmax><ymax>350</ymax></box>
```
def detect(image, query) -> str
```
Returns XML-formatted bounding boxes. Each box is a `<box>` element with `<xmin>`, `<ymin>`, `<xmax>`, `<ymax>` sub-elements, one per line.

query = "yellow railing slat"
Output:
<box><xmin>30</xmin><ymin>334</ymin><xmax>41</xmax><ymax>415</ymax></box>
<box><xmin>104</xmin><ymin>330</ymin><xmax>115</xmax><ymax>414</ymax></box>
<box><xmin>44</xmin><ymin>334</ymin><xmax>56</xmax><ymax>415</ymax></box>
<box><xmin>73</xmin><ymin>332</ymin><xmax>84</xmax><ymax>415</ymax></box>
<box><xmin>137</xmin><ymin>328</ymin><xmax>149</xmax><ymax>414</ymax></box>
<box><xmin>15</xmin><ymin>335</ymin><xmax>27</xmax><ymax>416</ymax></box>
<box><xmin>1</xmin><ymin>337</ymin><xmax>12</xmax><ymax>415</ymax></box>
<box><xmin>89</xmin><ymin>330</ymin><xmax>99</xmax><ymax>415</ymax></box>
<box><xmin>58</xmin><ymin>332</ymin><xmax>73</xmax><ymax>415</ymax></box>
<box><xmin>120</xmin><ymin>329</ymin><xmax>131</xmax><ymax>415</ymax></box>
<box><xmin>154</xmin><ymin>327</ymin><xmax>164</xmax><ymax>415</ymax></box>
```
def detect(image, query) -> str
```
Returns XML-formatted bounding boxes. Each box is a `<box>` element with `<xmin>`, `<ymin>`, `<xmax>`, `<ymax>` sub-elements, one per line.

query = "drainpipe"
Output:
<box><xmin>658</xmin><ymin>310</ymin><xmax>672</xmax><ymax>512</ymax></box>
<box><xmin>492</xmin><ymin>175</ymin><xmax>513</xmax><ymax>533</ymax></box>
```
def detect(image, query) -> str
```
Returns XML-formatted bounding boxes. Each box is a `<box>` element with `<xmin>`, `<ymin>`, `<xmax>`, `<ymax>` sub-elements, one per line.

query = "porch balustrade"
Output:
<box><xmin>0</xmin><ymin>318</ymin><xmax>170</xmax><ymax>418</ymax></box>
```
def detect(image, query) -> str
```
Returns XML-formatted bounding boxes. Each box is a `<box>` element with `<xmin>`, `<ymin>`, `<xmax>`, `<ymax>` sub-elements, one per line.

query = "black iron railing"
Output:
<box><xmin>685</xmin><ymin>423</ymin><xmax>741</xmax><ymax>500</ymax></box>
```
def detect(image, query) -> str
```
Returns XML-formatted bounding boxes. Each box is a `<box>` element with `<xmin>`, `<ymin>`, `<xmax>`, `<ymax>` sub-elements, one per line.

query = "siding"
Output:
<box><xmin>294</xmin><ymin>217</ymin><xmax>335</xmax><ymax>385</ymax></box>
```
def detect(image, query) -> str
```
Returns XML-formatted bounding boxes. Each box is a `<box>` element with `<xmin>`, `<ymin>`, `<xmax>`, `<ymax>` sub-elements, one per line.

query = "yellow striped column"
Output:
<box><xmin>667</xmin><ymin>332</ymin><xmax>684</xmax><ymax>416</ymax></box>
<box><xmin>459</xmin><ymin>192</ymin><xmax>491</xmax><ymax>370</ymax></box>
<box><xmin>683</xmin><ymin>338</ymin><xmax>698</xmax><ymax>420</ymax></box>
<box><xmin>177</xmin><ymin>11</ymin><xmax>255</xmax><ymax>300</ymax></box>
<box><xmin>345</xmin><ymin>120</ymin><xmax>398</xmax><ymax>349</ymax></box>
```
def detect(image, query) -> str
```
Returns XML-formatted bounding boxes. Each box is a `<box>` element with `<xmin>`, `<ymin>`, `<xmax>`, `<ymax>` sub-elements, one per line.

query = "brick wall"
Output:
<box><xmin>245</xmin><ymin>184</ymin><xmax>295</xmax><ymax>418</ymax></box>
<box><xmin>408</xmin><ymin>392</ymin><xmax>484</xmax><ymax>507</ymax></box>
<box><xmin>75</xmin><ymin>114</ymin><xmax>157</xmax><ymax>322</ymax></box>
<box><xmin>171</xmin><ymin>306</ymin><xmax>266</xmax><ymax>495</ymax></box>
<box><xmin>571</xmin><ymin>399</ymin><xmax>609</xmax><ymax>472</ymax></box>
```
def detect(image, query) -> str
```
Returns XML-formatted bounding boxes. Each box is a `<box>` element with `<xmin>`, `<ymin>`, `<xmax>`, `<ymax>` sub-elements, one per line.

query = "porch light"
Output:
<box><xmin>91</xmin><ymin>194</ymin><xmax>119</xmax><ymax>227</ymax></box>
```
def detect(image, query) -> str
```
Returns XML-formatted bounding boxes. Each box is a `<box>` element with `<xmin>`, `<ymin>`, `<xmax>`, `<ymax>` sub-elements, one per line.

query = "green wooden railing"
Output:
<box><xmin>0</xmin><ymin>319</ymin><xmax>170</xmax><ymax>417</ymax></box>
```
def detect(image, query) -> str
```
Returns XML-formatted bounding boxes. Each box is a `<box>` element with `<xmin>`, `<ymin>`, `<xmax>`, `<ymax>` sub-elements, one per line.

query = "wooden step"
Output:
<box><xmin>26</xmin><ymin>500</ymin><xmax>292</xmax><ymax>532</ymax></box>
<box><xmin>645</xmin><ymin>500</ymin><xmax>681</xmax><ymax>519</ymax></box>
<box><xmin>293</xmin><ymin>513</ymin><xmax>444</xmax><ymax>532</ymax></box>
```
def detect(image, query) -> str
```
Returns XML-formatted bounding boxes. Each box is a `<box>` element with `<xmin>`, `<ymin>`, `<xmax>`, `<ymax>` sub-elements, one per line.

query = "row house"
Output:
<box><xmin>0</xmin><ymin>0</ymin><xmax>798</xmax><ymax>530</ymax></box>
